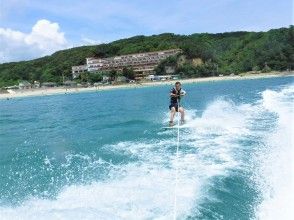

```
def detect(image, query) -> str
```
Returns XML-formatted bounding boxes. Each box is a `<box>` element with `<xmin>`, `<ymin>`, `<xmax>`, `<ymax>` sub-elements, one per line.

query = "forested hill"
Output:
<box><xmin>0</xmin><ymin>26</ymin><xmax>293</xmax><ymax>87</ymax></box>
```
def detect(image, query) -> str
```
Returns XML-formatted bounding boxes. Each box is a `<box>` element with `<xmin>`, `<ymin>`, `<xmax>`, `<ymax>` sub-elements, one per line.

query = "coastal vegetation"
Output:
<box><xmin>0</xmin><ymin>26</ymin><xmax>293</xmax><ymax>87</ymax></box>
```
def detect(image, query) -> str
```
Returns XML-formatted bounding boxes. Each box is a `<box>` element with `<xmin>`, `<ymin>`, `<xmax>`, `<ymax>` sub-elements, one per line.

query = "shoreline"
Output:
<box><xmin>1</xmin><ymin>72</ymin><xmax>293</xmax><ymax>100</ymax></box>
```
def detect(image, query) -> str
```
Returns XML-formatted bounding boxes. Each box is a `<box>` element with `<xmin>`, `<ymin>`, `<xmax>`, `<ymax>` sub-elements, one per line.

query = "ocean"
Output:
<box><xmin>0</xmin><ymin>76</ymin><xmax>293</xmax><ymax>220</ymax></box>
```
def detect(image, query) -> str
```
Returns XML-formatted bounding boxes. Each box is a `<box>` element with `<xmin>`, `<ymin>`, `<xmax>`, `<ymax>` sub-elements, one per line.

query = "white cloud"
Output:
<box><xmin>0</xmin><ymin>19</ymin><xmax>68</xmax><ymax>63</ymax></box>
<box><xmin>25</xmin><ymin>20</ymin><xmax>67</xmax><ymax>52</ymax></box>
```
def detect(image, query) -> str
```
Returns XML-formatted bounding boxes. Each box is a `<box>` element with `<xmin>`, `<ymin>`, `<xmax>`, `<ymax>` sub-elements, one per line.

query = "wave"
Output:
<box><xmin>253</xmin><ymin>85</ymin><xmax>294</xmax><ymax>220</ymax></box>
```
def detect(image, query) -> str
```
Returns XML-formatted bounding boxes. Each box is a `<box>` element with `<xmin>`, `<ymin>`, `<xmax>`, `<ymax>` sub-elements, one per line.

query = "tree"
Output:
<box><xmin>40</xmin><ymin>70</ymin><xmax>56</xmax><ymax>82</ymax></box>
<box><xmin>80</xmin><ymin>72</ymin><xmax>89</xmax><ymax>83</ymax></box>
<box><xmin>155</xmin><ymin>56</ymin><xmax>178</xmax><ymax>75</ymax></box>
<box><xmin>89</xmin><ymin>73</ymin><xmax>103</xmax><ymax>82</ymax></box>
<box><xmin>252</xmin><ymin>66</ymin><xmax>260</xmax><ymax>72</ymax></box>
<box><xmin>122</xmin><ymin>67</ymin><xmax>135</xmax><ymax>80</ymax></box>
<box><xmin>261</xmin><ymin>63</ymin><xmax>272</xmax><ymax>73</ymax></box>
<box><xmin>109</xmin><ymin>70</ymin><xmax>118</xmax><ymax>81</ymax></box>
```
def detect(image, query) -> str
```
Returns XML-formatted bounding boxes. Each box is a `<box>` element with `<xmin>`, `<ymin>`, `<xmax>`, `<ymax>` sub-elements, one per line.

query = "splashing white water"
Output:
<box><xmin>254</xmin><ymin>85</ymin><xmax>294</xmax><ymax>220</ymax></box>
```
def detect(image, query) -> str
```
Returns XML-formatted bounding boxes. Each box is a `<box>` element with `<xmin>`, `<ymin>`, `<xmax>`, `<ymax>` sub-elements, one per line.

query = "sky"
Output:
<box><xmin>0</xmin><ymin>0</ymin><xmax>293</xmax><ymax>63</ymax></box>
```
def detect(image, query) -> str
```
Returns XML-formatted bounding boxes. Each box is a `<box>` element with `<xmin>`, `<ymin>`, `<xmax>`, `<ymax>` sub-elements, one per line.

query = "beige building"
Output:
<box><xmin>72</xmin><ymin>49</ymin><xmax>182</xmax><ymax>80</ymax></box>
<box><xmin>71</xmin><ymin>65</ymin><xmax>88</xmax><ymax>79</ymax></box>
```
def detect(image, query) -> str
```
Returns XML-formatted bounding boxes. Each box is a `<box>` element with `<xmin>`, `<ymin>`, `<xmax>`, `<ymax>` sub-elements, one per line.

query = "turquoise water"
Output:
<box><xmin>0</xmin><ymin>76</ymin><xmax>293</xmax><ymax>220</ymax></box>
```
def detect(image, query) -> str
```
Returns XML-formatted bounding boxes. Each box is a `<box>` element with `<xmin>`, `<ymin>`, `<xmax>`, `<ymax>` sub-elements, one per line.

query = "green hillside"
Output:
<box><xmin>0</xmin><ymin>26</ymin><xmax>293</xmax><ymax>87</ymax></box>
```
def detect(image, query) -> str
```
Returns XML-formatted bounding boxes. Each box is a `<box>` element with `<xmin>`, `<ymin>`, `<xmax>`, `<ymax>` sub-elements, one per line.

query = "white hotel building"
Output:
<box><xmin>72</xmin><ymin>49</ymin><xmax>182</xmax><ymax>80</ymax></box>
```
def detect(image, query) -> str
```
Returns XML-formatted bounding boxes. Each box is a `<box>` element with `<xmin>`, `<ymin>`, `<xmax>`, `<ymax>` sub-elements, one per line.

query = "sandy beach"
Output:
<box><xmin>0</xmin><ymin>72</ymin><xmax>293</xmax><ymax>100</ymax></box>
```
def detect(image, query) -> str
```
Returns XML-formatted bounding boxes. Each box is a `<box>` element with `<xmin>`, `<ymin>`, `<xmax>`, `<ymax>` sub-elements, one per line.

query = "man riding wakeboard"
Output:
<box><xmin>169</xmin><ymin>81</ymin><xmax>186</xmax><ymax>127</ymax></box>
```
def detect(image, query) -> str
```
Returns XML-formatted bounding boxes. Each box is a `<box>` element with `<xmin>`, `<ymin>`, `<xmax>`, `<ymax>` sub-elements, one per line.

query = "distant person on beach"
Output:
<box><xmin>169</xmin><ymin>82</ymin><xmax>186</xmax><ymax>126</ymax></box>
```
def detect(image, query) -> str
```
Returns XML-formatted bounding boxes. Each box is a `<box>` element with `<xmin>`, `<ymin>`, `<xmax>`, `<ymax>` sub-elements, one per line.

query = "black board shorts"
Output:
<box><xmin>169</xmin><ymin>103</ymin><xmax>180</xmax><ymax>112</ymax></box>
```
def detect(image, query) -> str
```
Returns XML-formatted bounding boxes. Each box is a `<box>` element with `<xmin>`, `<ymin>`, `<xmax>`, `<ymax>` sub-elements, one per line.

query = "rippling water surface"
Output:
<box><xmin>0</xmin><ymin>76</ymin><xmax>293</xmax><ymax>220</ymax></box>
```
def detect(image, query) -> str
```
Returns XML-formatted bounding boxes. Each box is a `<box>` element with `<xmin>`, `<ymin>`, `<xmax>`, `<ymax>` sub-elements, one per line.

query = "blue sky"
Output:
<box><xmin>0</xmin><ymin>0</ymin><xmax>293</xmax><ymax>63</ymax></box>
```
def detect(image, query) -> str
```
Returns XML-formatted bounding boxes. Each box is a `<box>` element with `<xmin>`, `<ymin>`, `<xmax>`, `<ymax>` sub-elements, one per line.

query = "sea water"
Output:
<box><xmin>0</xmin><ymin>76</ymin><xmax>293</xmax><ymax>220</ymax></box>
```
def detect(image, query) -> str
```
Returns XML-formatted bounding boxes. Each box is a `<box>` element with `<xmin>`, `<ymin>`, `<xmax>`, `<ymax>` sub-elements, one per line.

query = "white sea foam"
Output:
<box><xmin>254</xmin><ymin>85</ymin><xmax>294</xmax><ymax>220</ymax></box>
